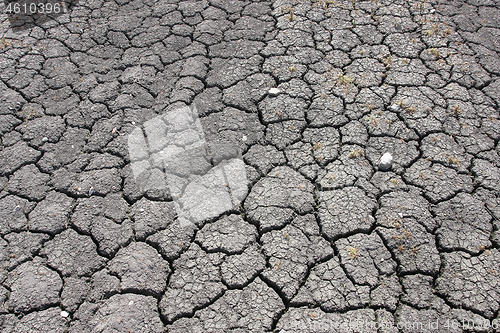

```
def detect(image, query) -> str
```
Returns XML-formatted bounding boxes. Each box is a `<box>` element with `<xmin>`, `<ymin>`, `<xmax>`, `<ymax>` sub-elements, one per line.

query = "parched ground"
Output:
<box><xmin>1</xmin><ymin>0</ymin><xmax>500</xmax><ymax>332</ymax></box>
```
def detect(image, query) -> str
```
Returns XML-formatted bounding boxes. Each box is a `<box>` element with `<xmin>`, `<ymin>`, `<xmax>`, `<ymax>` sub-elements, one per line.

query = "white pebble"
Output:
<box><xmin>268</xmin><ymin>88</ymin><xmax>280</xmax><ymax>96</ymax></box>
<box><xmin>379</xmin><ymin>152</ymin><xmax>393</xmax><ymax>171</ymax></box>
<box><xmin>128</xmin><ymin>300</ymin><xmax>134</xmax><ymax>306</ymax></box>
<box><xmin>41</xmin><ymin>137</ymin><xmax>48</xmax><ymax>142</ymax></box>
<box><xmin>389</xmin><ymin>104</ymin><xmax>400</xmax><ymax>111</ymax></box>
<box><xmin>429</xmin><ymin>8</ymin><xmax>435</xmax><ymax>13</ymax></box>
<box><xmin>242</xmin><ymin>135</ymin><xmax>247</xmax><ymax>142</ymax></box>
<box><xmin>60</xmin><ymin>311</ymin><xmax>69</xmax><ymax>318</ymax></box>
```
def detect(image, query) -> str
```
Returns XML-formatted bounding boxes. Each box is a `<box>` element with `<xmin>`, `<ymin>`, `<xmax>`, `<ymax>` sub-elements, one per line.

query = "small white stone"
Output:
<box><xmin>429</xmin><ymin>8</ymin><xmax>435</xmax><ymax>13</ymax></box>
<box><xmin>389</xmin><ymin>104</ymin><xmax>400</xmax><ymax>111</ymax></box>
<box><xmin>268</xmin><ymin>88</ymin><xmax>280</xmax><ymax>96</ymax></box>
<box><xmin>242</xmin><ymin>135</ymin><xmax>247</xmax><ymax>142</ymax></box>
<box><xmin>60</xmin><ymin>311</ymin><xmax>69</xmax><ymax>318</ymax></box>
<box><xmin>41</xmin><ymin>137</ymin><xmax>48</xmax><ymax>142</ymax></box>
<box><xmin>379</xmin><ymin>152</ymin><xmax>393</xmax><ymax>171</ymax></box>
<box><xmin>128</xmin><ymin>300</ymin><xmax>134</xmax><ymax>306</ymax></box>
<box><xmin>132</xmin><ymin>121</ymin><xmax>136</xmax><ymax>125</ymax></box>
<box><xmin>398</xmin><ymin>212</ymin><xmax>403</xmax><ymax>218</ymax></box>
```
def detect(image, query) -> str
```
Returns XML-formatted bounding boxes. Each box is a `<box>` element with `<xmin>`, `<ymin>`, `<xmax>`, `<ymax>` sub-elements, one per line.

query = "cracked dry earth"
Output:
<box><xmin>0</xmin><ymin>0</ymin><xmax>500</xmax><ymax>332</ymax></box>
